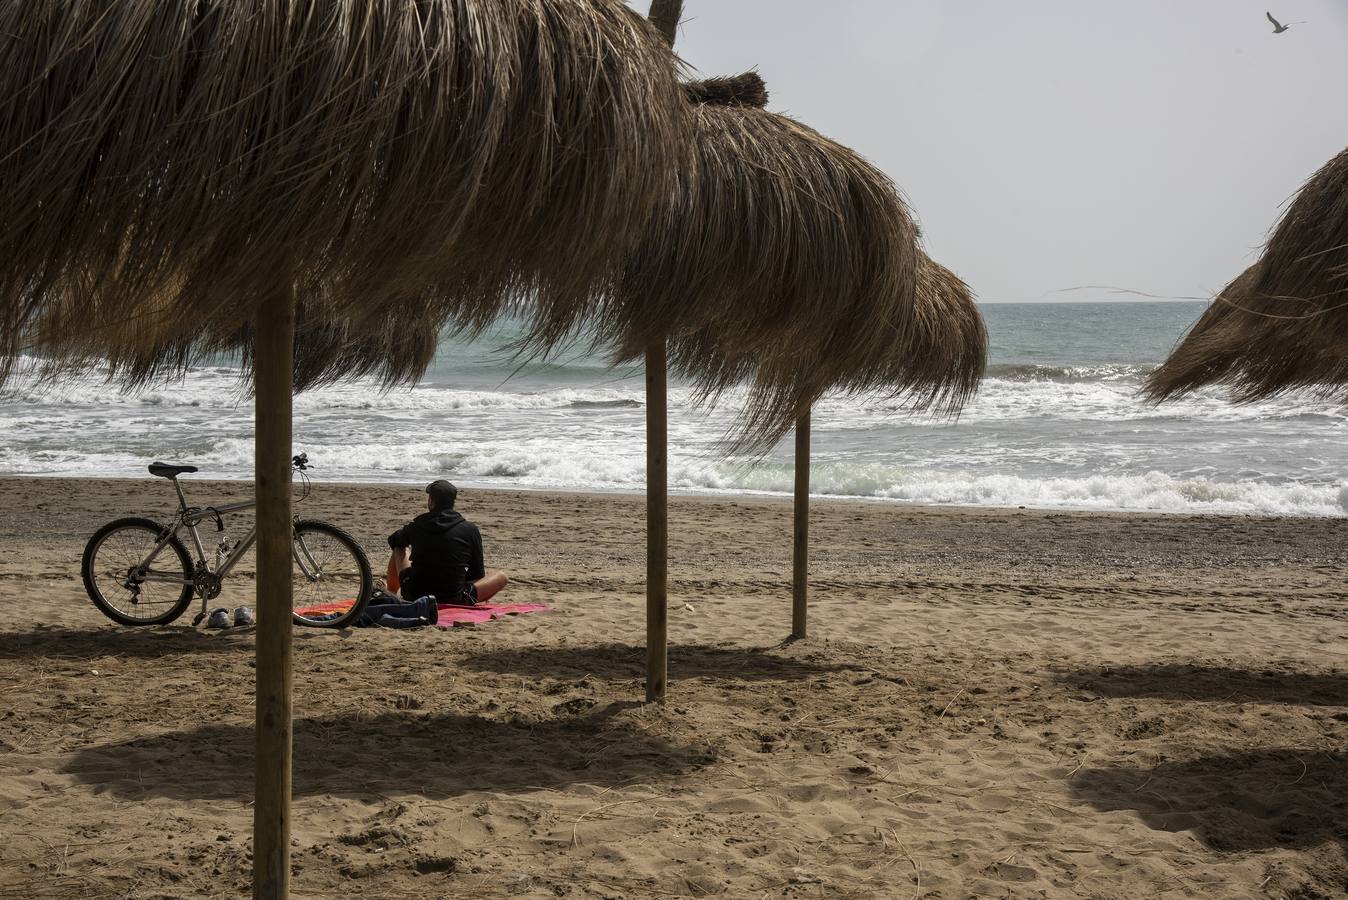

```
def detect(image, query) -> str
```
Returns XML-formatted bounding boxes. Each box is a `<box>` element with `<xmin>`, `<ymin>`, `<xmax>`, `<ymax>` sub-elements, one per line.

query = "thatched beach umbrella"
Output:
<box><xmin>1146</xmin><ymin>145</ymin><xmax>1348</xmax><ymax>402</ymax></box>
<box><xmin>602</xmin><ymin>73</ymin><xmax>926</xmax><ymax>447</ymax></box>
<box><xmin>555</xmin><ymin>44</ymin><xmax>984</xmax><ymax>695</ymax></box>
<box><xmin>7</xmin><ymin>0</ymin><xmax>691</xmax><ymax>388</ymax></box>
<box><xmin>0</xmin><ymin>2</ymin><xmax>689</xmax><ymax>895</ymax></box>
<box><xmin>785</xmin><ymin>253</ymin><xmax>985</xmax><ymax>638</ymax></box>
<box><xmin>660</xmin><ymin>245</ymin><xmax>986</xmax><ymax>642</ymax></box>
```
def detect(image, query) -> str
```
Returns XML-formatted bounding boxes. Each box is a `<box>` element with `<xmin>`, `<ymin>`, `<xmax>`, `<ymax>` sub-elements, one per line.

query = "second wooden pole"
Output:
<box><xmin>645</xmin><ymin>340</ymin><xmax>669</xmax><ymax>702</ymax></box>
<box><xmin>792</xmin><ymin>411</ymin><xmax>810</xmax><ymax>639</ymax></box>
<box><xmin>644</xmin><ymin>0</ymin><xmax>680</xmax><ymax>703</ymax></box>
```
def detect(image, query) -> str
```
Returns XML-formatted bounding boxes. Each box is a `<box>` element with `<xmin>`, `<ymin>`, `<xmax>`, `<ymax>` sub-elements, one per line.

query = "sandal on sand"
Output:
<box><xmin>206</xmin><ymin>608</ymin><xmax>231</xmax><ymax>629</ymax></box>
<box><xmin>233</xmin><ymin>607</ymin><xmax>255</xmax><ymax>627</ymax></box>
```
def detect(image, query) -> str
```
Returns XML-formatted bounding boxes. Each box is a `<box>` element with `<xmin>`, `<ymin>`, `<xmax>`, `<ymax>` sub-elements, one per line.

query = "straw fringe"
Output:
<box><xmin>0</xmin><ymin>0</ymin><xmax>689</xmax><ymax>390</ymax></box>
<box><xmin>669</xmin><ymin>253</ymin><xmax>985</xmax><ymax>451</ymax></box>
<box><xmin>1147</xmin><ymin>145</ymin><xmax>1348</xmax><ymax>402</ymax></box>
<box><xmin>557</xmin><ymin>81</ymin><xmax>984</xmax><ymax>450</ymax></box>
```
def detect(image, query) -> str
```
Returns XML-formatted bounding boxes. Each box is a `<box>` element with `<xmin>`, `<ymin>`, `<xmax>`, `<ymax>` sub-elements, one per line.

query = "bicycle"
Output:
<box><xmin>81</xmin><ymin>454</ymin><xmax>374</xmax><ymax>628</ymax></box>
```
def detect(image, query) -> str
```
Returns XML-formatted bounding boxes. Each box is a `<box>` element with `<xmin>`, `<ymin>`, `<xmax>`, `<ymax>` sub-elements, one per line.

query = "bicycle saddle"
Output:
<box><xmin>148</xmin><ymin>462</ymin><xmax>199</xmax><ymax>479</ymax></box>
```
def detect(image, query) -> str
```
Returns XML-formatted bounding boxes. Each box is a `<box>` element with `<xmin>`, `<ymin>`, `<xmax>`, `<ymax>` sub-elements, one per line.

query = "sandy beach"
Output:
<box><xmin>0</xmin><ymin>475</ymin><xmax>1344</xmax><ymax>898</ymax></box>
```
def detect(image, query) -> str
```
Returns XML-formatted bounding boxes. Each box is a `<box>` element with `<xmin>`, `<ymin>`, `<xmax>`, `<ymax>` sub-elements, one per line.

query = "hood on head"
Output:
<box><xmin>422</xmin><ymin>508</ymin><xmax>465</xmax><ymax>532</ymax></box>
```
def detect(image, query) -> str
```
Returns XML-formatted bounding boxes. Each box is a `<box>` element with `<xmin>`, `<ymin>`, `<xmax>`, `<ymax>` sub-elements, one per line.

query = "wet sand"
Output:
<box><xmin>0</xmin><ymin>475</ymin><xmax>1344</xmax><ymax>898</ymax></box>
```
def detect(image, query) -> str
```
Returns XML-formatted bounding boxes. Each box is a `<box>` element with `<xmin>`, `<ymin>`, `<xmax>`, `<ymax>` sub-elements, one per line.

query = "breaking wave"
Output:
<box><xmin>4</xmin><ymin>297</ymin><xmax>1348</xmax><ymax>519</ymax></box>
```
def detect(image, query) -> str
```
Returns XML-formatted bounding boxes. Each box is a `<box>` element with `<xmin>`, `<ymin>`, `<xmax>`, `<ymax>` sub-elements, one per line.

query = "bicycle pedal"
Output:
<box><xmin>192</xmin><ymin>611</ymin><xmax>207</xmax><ymax>626</ymax></box>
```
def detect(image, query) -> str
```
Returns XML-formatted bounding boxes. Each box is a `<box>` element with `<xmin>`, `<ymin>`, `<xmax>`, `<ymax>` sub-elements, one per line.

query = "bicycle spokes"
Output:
<box><xmin>291</xmin><ymin>524</ymin><xmax>368</xmax><ymax>622</ymax></box>
<box><xmin>84</xmin><ymin>521</ymin><xmax>193</xmax><ymax>625</ymax></box>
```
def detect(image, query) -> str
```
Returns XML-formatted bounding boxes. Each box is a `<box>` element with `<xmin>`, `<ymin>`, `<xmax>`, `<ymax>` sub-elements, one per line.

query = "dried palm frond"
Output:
<box><xmin>1141</xmin><ymin>262</ymin><xmax>1348</xmax><ymax>402</ymax></box>
<box><xmin>684</xmin><ymin>72</ymin><xmax>769</xmax><ymax>108</ymax></box>
<box><xmin>1254</xmin><ymin>146</ymin><xmax>1348</xmax><ymax>317</ymax></box>
<box><xmin>560</xmin><ymin>72</ymin><xmax>983</xmax><ymax>448</ymax></box>
<box><xmin>1147</xmin><ymin>144</ymin><xmax>1348</xmax><ymax>403</ymax></box>
<box><xmin>669</xmin><ymin>253</ymin><xmax>986</xmax><ymax>450</ymax></box>
<box><xmin>610</xmin><ymin>104</ymin><xmax>920</xmax><ymax>422</ymax></box>
<box><xmin>0</xmin><ymin>0</ymin><xmax>689</xmax><ymax>388</ymax></box>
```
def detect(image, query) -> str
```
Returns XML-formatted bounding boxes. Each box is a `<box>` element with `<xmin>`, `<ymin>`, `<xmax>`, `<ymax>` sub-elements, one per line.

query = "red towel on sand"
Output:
<box><xmin>433</xmin><ymin>603</ymin><xmax>551</xmax><ymax>628</ymax></box>
<box><xmin>293</xmin><ymin>598</ymin><xmax>551</xmax><ymax>627</ymax></box>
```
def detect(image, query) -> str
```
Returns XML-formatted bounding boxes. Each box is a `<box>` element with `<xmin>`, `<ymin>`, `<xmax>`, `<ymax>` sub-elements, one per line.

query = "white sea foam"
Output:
<box><xmin>4</xmin><ymin>307</ymin><xmax>1348</xmax><ymax>519</ymax></box>
<box><xmin>9</xmin><ymin>434</ymin><xmax>1336</xmax><ymax>517</ymax></box>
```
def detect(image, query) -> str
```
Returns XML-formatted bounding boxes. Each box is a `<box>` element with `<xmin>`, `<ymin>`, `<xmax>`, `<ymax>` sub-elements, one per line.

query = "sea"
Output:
<box><xmin>3</xmin><ymin>301</ymin><xmax>1347</xmax><ymax>516</ymax></box>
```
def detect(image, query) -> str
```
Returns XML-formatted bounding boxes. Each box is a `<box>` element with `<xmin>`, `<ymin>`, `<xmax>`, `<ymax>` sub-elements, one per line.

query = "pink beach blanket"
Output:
<box><xmin>294</xmin><ymin>599</ymin><xmax>552</xmax><ymax>628</ymax></box>
<box><xmin>433</xmin><ymin>602</ymin><xmax>552</xmax><ymax>628</ymax></box>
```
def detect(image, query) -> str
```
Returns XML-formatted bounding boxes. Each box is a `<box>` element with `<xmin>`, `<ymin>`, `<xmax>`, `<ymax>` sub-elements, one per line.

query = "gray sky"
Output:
<box><xmin>630</xmin><ymin>1</ymin><xmax>1348</xmax><ymax>302</ymax></box>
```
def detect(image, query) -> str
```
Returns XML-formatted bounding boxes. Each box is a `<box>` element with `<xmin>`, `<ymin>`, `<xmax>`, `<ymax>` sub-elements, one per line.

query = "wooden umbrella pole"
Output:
<box><xmin>791</xmin><ymin>410</ymin><xmax>810</xmax><ymax>639</ymax></box>
<box><xmin>643</xmin><ymin>339</ymin><xmax>669</xmax><ymax>701</ymax></box>
<box><xmin>643</xmin><ymin>0</ymin><xmax>680</xmax><ymax>704</ymax></box>
<box><xmin>645</xmin><ymin>339</ymin><xmax>669</xmax><ymax>702</ymax></box>
<box><xmin>253</xmin><ymin>282</ymin><xmax>296</xmax><ymax>899</ymax></box>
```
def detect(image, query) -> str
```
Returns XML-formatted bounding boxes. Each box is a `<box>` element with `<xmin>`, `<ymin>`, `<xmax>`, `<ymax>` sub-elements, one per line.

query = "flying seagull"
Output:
<box><xmin>1266</xmin><ymin>11</ymin><xmax>1292</xmax><ymax>32</ymax></box>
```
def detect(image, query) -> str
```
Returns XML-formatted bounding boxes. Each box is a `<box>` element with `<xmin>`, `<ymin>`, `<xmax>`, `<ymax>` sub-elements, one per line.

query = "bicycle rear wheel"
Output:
<box><xmin>291</xmin><ymin>520</ymin><xmax>373</xmax><ymax>627</ymax></box>
<box><xmin>82</xmin><ymin>518</ymin><xmax>194</xmax><ymax>626</ymax></box>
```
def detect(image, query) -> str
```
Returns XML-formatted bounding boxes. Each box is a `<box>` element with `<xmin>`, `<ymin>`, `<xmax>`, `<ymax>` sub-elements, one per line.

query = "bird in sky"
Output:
<box><xmin>1266</xmin><ymin>11</ymin><xmax>1293</xmax><ymax>32</ymax></box>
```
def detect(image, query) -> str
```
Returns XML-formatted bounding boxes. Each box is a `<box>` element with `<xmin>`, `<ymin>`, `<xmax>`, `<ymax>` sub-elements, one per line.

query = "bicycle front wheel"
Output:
<box><xmin>291</xmin><ymin>520</ymin><xmax>373</xmax><ymax>627</ymax></box>
<box><xmin>82</xmin><ymin>517</ymin><xmax>194</xmax><ymax>626</ymax></box>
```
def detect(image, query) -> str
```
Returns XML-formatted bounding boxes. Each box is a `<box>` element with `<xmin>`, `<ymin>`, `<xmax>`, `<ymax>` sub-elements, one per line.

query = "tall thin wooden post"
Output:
<box><xmin>645</xmin><ymin>340</ymin><xmax>668</xmax><ymax>702</ymax></box>
<box><xmin>644</xmin><ymin>0</ymin><xmax>680</xmax><ymax>703</ymax></box>
<box><xmin>253</xmin><ymin>284</ymin><xmax>296</xmax><ymax>899</ymax></box>
<box><xmin>791</xmin><ymin>411</ymin><xmax>810</xmax><ymax>639</ymax></box>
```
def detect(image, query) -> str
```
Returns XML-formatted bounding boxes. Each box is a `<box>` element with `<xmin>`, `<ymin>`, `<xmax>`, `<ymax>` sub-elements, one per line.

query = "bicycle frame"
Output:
<box><xmin>132</xmin><ymin>476</ymin><xmax>329</xmax><ymax>617</ymax></box>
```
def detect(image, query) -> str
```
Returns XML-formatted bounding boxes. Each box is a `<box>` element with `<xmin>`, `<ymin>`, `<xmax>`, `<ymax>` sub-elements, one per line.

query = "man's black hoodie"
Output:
<box><xmin>388</xmin><ymin>508</ymin><xmax>485</xmax><ymax>600</ymax></box>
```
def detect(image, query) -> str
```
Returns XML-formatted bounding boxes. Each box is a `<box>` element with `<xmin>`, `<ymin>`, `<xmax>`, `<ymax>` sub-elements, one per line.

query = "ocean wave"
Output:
<box><xmin>8</xmin><ymin>353</ymin><xmax>1344</xmax><ymax>428</ymax></box>
<box><xmin>0</xmin><ymin>372</ymin><xmax>650</xmax><ymax>413</ymax></box>
<box><xmin>4</xmin><ymin>347</ymin><xmax>1347</xmax><ymax>518</ymax></box>
<box><xmin>567</xmin><ymin>398</ymin><xmax>642</xmax><ymax>409</ymax></box>
<box><xmin>983</xmin><ymin>363</ymin><xmax>1153</xmax><ymax>383</ymax></box>
<box><xmin>398</xmin><ymin>453</ymin><xmax>1344</xmax><ymax>516</ymax></box>
<box><xmin>10</xmin><ymin>437</ymin><xmax>1334</xmax><ymax>517</ymax></box>
<box><xmin>810</xmin><ymin>466</ymin><xmax>1344</xmax><ymax>516</ymax></box>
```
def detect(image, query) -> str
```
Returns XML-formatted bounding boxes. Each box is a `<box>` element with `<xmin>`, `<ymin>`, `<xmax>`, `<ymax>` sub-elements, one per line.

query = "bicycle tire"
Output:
<box><xmin>82</xmin><ymin>517</ymin><xmax>195</xmax><ymax>626</ymax></box>
<box><xmin>291</xmin><ymin>519</ymin><xmax>374</xmax><ymax>628</ymax></box>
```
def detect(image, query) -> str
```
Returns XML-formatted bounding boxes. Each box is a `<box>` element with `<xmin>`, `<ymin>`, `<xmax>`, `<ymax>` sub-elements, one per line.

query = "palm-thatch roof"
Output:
<box><xmin>0</xmin><ymin>0</ymin><xmax>690</xmax><ymax>389</ymax></box>
<box><xmin>1143</xmin><ymin>264</ymin><xmax>1263</xmax><ymax>401</ymax></box>
<box><xmin>564</xmin><ymin>72</ymin><xmax>983</xmax><ymax>448</ymax></box>
<box><xmin>663</xmin><ymin>251</ymin><xmax>986</xmax><ymax>449</ymax></box>
<box><xmin>900</xmin><ymin>255</ymin><xmax>987</xmax><ymax>408</ymax></box>
<box><xmin>1146</xmin><ymin>146</ymin><xmax>1348</xmax><ymax>402</ymax></box>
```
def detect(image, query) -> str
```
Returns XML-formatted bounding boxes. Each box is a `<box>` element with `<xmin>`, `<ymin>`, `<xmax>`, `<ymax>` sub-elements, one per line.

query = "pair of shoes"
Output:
<box><xmin>205</xmin><ymin>607</ymin><xmax>256</xmax><ymax>629</ymax></box>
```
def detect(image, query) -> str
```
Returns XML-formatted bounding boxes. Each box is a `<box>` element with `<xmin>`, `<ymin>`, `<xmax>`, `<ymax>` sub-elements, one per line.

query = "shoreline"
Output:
<box><xmin>0</xmin><ymin>471</ymin><xmax>1338</xmax><ymax>521</ymax></box>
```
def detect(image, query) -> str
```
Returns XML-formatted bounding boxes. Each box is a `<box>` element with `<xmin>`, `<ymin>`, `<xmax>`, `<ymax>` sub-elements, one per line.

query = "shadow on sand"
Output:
<box><xmin>0</xmin><ymin>625</ymin><xmax>254</xmax><ymax>660</ymax></box>
<box><xmin>1070</xmin><ymin>750</ymin><xmax>1347</xmax><ymax>851</ymax></box>
<box><xmin>460</xmin><ymin>642</ymin><xmax>860</xmax><ymax>682</ymax></box>
<box><xmin>1062</xmin><ymin>663</ymin><xmax>1348</xmax><ymax>707</ymax></box>
<box><xmin>64</xmin><ymin>701</ymin><xmax>710</xmax><ymax>802</ymax></box>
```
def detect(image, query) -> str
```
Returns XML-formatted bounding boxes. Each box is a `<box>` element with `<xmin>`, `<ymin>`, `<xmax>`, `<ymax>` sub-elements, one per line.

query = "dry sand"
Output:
<box><xmin>0</xmin><ymin>475</ymin><xmax>1344</xmax><ymax>898</ymax></box>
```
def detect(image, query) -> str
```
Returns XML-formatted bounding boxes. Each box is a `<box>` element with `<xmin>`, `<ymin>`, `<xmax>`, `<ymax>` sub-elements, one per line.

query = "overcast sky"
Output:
<box><xmin>629</xmin><ymin>1</ymin><xmax>1348</xmax><ymax>302</ymax></box>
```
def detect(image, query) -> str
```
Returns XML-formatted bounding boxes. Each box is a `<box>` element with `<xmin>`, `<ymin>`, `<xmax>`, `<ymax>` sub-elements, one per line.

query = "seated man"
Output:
<box><xmin>387</xmin><ymin>480</ymin><xmax>508</xmax><ymax>605</ymax></box>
